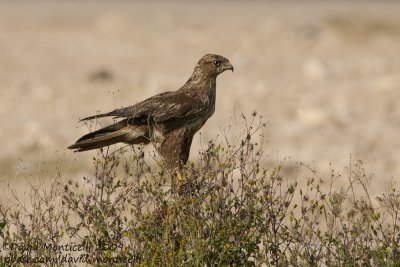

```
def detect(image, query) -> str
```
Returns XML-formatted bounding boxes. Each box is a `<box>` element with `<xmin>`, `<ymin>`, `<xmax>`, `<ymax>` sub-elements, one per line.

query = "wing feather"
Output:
<box><xmin>81</xmin><ymin>91</ymin><xmax>204</xmax><ymax>123</ymax></box>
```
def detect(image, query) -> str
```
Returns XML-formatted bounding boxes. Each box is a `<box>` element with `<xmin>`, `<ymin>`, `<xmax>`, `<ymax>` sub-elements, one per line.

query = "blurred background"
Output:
<box><xmin>0</xmin><ymin>1</ymin><xmax>399</xmax><ymax>194</ymax></box>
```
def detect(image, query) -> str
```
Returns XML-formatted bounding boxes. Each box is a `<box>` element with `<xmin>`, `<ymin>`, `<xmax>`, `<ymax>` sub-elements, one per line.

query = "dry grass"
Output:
<box><xmin>1</xmin><ymin>115</ymin><xmax>400</xmax><ymax>266</ymax></box>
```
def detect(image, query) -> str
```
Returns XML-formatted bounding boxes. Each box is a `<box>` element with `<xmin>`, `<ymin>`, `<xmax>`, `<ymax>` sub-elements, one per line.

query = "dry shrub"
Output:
<box><xmin>1</xmin><ymin>113</ymin><xmax>399</xmax><ymax>266</ymax></box>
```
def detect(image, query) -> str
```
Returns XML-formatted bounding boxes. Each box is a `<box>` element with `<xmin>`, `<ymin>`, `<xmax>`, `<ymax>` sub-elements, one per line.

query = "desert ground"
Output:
<box><xmin>0</xmin><ymin>1</ymin><xmax>400</xmax><ymax>197</ymax></box>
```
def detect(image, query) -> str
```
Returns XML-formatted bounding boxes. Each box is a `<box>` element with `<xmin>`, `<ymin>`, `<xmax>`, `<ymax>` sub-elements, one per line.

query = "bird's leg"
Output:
<box><xmin>159</xmin><ymin>156</ymin><xmax>190</xmax><ymax>201</ymax></box>
<box><xmin>176</xmin><ymin>163</ymin><xmax>194</xmax><ymax>196</ymax></box>
<box><xmin>166</xmin><ymin>162</ymin><xmax>189</xmax><ymax>196</ymax></box>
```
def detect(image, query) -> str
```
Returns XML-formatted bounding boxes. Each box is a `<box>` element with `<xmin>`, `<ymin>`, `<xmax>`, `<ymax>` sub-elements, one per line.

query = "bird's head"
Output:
<box><xmin>195</xmin><ymin>54</ymin><xmax>234</xmax><ymax>77</ymax></box>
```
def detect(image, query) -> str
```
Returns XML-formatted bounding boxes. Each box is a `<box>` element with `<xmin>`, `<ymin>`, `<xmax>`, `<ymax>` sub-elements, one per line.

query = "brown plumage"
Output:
<box><xmin>68</xmin><ymin>54</ymin><xmax>233</xmax><ymax>167</ymax></box>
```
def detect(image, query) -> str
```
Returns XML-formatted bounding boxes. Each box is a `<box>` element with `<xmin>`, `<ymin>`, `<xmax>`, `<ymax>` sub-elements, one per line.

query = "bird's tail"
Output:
<box><xmin>68</xmin><ymin>120</ymin><xmax>147</xmax><ymax>152</ymax></box>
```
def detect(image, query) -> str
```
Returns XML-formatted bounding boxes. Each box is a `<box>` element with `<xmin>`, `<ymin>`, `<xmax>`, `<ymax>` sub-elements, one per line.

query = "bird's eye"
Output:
<box><xmin>213</xmin><ymin>60</ymin><xmax>221</xmax><ymax>66</ymax></box>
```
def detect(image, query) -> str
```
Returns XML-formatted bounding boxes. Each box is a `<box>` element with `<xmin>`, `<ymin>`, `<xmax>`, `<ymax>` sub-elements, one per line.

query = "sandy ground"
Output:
<box><xmin>0</xmin><ymin>1</ymin><xmax>400</xmax><ymax>195</ymax></box>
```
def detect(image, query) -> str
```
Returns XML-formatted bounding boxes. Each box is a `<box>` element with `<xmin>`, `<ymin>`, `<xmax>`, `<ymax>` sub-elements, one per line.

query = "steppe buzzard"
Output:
<box><xmin>68</xmin><ymin>54</ymin><xmax>233</xmax><ymax>168</ymax></box>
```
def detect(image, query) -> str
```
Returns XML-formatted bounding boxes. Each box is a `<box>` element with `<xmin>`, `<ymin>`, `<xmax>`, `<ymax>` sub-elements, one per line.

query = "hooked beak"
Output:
<box><xmin>222</xmin><ymin>62</ymin><xmax>234</xmax><ymax>72</ymax></box>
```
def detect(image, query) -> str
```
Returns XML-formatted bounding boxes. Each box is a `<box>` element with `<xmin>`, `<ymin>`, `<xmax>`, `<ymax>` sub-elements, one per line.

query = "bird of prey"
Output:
<box><xmin>68</xmin><ymin>54</ymin><xmax>233</xmax><ymax>168</ymax></box>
